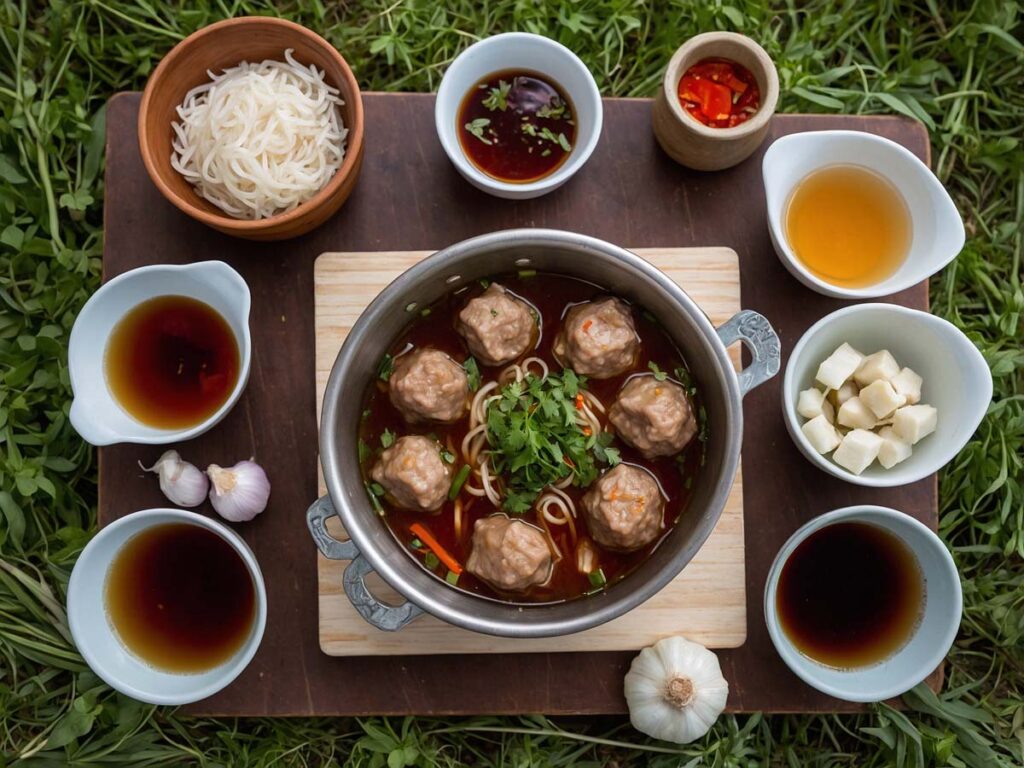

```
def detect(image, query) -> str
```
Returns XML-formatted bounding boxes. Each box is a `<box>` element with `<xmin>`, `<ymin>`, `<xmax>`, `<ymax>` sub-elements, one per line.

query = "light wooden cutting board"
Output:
<box><xmin>314</xmin><ymin>247</ymin><xmax>745</xmax><ymax>655</ymax></box>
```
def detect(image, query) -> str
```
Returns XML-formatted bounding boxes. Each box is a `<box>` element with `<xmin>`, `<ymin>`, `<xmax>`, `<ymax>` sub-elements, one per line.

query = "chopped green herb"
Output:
<box><xmin>673</xmin><ymin>365</ymin><xmax>696</xmax><ymax>393</ymax></box>
<box><xmin>521</xmin><ymin>122</ymin><xmax>538</xmax><ymax>137</ymax></box>
<box><xmin>588</xmin><ymin>568</ymin><xmax>607</xmax><ymax>588</ymax></box>
<box><xmin>369</xmin><ymin>482</ymin><xmax>386</xmax><ymax>497</ymax></box>
<box><xmin>464</xmin><ymin>118</ymin><xmax>493</xmax><ymax>145</ymax></box>
<box><xmin>445</xmin><ymin>570</ymin><xmax>460</xmax><ymax>586</ymax></box>
<box><xmin>410</xmin><ymin>538</ymin><xmax>424</xmax><ymax>549</ymax></box>
<box><xmin>541</xmin><ymin>148</ymin><xmax>552</xmax><ymax>157</ymax></box>
<box><xmin>440</xmin><ymin>449</ymin><xmax>455</xmax><ymax>464</ymax></box>
<box><xmin>449</xmin><ymin>464</ymin><xmax>471</xmax><ymax>500</ymax></box>
<box><xmin>648</xmin><ymin>361</ymin><xmax>668</xmax><ymax>381</ymax></box>
<box><xmin>378</xmin><ymin>353</ymin><xmax>394</xmax><ymax>381</ymax></box>
<box><xmin>365</xmin><ymin>483</ymin><xmax>384</xmax><ymax>514</ymax></box>
<box><xmin>538</xmin><ymin>126</ymin><xmax>572</xmax><ymax>152</ymax></box>
<box><xmin>490</xmin><ymin>308</ymin><xmax>499</xmax><ymax>317</ymax></box>
<box><xmin>482</xmin><ymin>79</ymin><xmax>511</xmax><ymax>111</ymax></box>
<box><xmin>536</xmin><ymin>100</ymin><xmax>567</xmax><ymax>120</ymax></box>
<box><xmin>424</xmin><ymin>551</ymin><xmax>440</xmax><ymax>570</ymax></box>
<box><xmin>592</xmin><ymin>431</ymin><xmax>621</xmax><ymax>466</ymax></box>
<box><xmin>463</xmin><ymin>357</ymin><xmax>482</xmax><ymax>391</ymax></box>
<box><xmin>485</xmin><ymin>371</ymin><xmax>611</xmax><ymax>513</ymax></box>
<box><xmin>358</xmin><ymin>439</ymin><xmax>371</xmax><ymax>463</ymax></box>
<box><xmin>479</xmin><ymin>278</ymin><xmax>491</xmax><ymax>289</ymax></box>
<box><xmin>380</xmin><ymin>428</ymin><xmax>396</xmax><ymax>448</ymax></box>
<box><xmin>361</xmin><ymin>408</ymin><xmax>372</xmax><ymax>421</ymax></box>
<box><xmin>420</xmin><ymin>307</ymin><xmax>432</xmax><ymax>317</ymax></box>
<box><xmin>518</xmin><ymin>269</ymin><xmax>537</xmax><ymax>278</ymax></box>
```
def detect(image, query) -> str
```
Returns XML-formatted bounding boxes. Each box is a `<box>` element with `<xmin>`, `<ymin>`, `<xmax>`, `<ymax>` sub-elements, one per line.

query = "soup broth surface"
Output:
<box><xmin>357</xmin><ymin>273</ymin><xmax>705</xmax><ymax>604</ymax></box>
<box><xmin>785</xmin><ymin>164</ymin><xmax>911</xmax><ymax>289</ymax></box>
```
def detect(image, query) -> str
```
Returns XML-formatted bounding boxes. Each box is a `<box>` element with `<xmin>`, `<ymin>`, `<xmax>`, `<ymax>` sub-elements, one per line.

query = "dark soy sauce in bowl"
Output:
<box><xmin>776</xmin><ymin>521</ymin><xmax>924</xmax><ymax>668</ymax></box>
<box><xmin>105</xmin><ymin>523</ymin><xmax>256</xmax><ymax>673</ymax></box>
<box><xmin>457</xmin><ymin>70</ymin><xmax>576</xmax><ymax>183</ymax></box>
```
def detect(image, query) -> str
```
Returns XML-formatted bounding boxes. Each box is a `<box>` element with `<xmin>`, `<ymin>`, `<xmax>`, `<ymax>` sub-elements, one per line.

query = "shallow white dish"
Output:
<box><xmin>762</xmin><ymin>130</ymin><xmax>965</xmax><ymax>299</ymax></box>
<box><xmin>68</xmin><ymin>261</ymin><xmax>251</xmax><ymax>446</ymax></box>
<box><xmin>434</xmin><ymin>32</ymin><xmax>603</xmax><ymax>200</ymax></box>
<box><xmin>782</xmin><ymin>303</ymin><xmax>991</xmax><ymax>487</ymax></box>
<box><xmin>67</xmin><ymin>508</ymin><xmax>267</xmax><ymax>705</ymax></box>
<box><xmin>764</xmin><ymin>505</ymin><xmax>961</xmax><ymax>703</ymax></box>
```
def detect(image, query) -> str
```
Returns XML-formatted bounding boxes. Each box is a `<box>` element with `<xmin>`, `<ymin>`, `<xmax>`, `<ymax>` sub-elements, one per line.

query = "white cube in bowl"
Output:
<box><xmin>434</xmin><ymin>32</ymin><xmax>603</xmax><ymax>199</ymax></box>
<box><xmin>782</xmin><ymin>303</ymin><xmax>991</xmax><ymax>487</ymax></box>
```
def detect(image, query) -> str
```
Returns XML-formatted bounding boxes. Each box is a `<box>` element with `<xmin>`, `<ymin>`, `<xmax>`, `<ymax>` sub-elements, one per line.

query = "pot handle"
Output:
<box><xmin>716</xmin><ymin>310</ymin><xmax>781</xmax><ymax>398</ymax></box>
<box><xmin>305</xmin><ymin>495</ymin><xmax>424</xmax><ymax>632</ymax></box>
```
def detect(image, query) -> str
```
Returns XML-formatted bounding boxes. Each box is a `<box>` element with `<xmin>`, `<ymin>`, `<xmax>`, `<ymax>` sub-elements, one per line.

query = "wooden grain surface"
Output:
<box><xmin>100</xmin><ymin>91</ymin><xmax>937</xmax><ymax>715</ymax></box>
<box><xmin>314</xmin><ymin>248</ymin><xmax>746</xmax><ymax>655</ymax></box>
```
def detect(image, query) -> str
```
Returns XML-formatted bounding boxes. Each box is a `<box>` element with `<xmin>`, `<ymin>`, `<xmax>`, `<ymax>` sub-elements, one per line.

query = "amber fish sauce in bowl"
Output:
<box><xmin>68</xmin><ymin>261</ymin><xmax>251</xmax><ymax>445</ymax></box>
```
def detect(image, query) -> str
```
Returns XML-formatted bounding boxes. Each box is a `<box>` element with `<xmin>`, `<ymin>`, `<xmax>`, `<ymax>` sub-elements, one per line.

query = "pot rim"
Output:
<box><xmin>320</xmin><ymin>229</ymin><xmax>746</xmax><ymax>636</ymax></box>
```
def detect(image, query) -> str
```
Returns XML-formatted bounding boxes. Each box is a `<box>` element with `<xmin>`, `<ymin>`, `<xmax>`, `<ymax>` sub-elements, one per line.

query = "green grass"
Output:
<box><xmin>0</xmin><ymin>0</ymin><xmax>1021</xmax><ymax>765</ymax></box>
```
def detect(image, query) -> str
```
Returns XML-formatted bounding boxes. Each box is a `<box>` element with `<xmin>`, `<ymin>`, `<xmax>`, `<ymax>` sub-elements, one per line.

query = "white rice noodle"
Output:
<box><xmin>171</xmin><ymin>49</ymin><xmax>347</xmax><ymax>220</ymax></box>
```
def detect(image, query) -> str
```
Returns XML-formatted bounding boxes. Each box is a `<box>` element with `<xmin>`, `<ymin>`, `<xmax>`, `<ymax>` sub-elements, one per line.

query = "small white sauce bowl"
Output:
<box><xmin>782</xmin><ymin>303</ymin><xmax>991</xmax><ymax>487</ymax></box>
<box><xmin>765</xmin><ymin>505</ymin><xmax>961</xmax><ymax>703</ymax></box>
<box><xmin>762</xmin><ymin>130</ymin><xmax>965</xmax><ymax>299</ymax></box>
<box><xmin>68</xmin><ymin>261</ymin><xmax>251</xmax><ymax>446</ymax></box>
<box><xmin>434</xmin><ymin>32</ymin><xmax>603</xmax><ymax>199</ymax></box>
<box><xmin>67</xmin><ymin>508</ymin><xmax>267</xmax><ymax>706</ymax></box>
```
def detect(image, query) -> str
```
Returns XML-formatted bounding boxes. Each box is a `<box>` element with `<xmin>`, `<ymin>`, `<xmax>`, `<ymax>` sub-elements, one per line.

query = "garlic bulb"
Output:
<box><xmin>207</xmin><ymin>460</ymin><xmax>270</xmax><ymax>522</ymax></box>
<box><xmin>139</xmin><ymin>450</ymin><xmax>208</xmax><ymax>508</ymax></box>
<box><xmin>624</xmin><ymin>636</ymin><xmax>728</xmax><ymax>744</ymax></box>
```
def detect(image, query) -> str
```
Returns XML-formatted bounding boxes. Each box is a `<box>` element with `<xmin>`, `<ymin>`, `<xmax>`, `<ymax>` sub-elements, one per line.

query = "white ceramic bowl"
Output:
<box><xmin>68</xmin><ymin>261</ymin><xmax>251</xmax><ymax>446</ymax></box>
<box><xmin>67</xmin><ymin>508</ymin><xmax>267</xmax><ymax>705</ymax></box>
<box><xmin>783</xmin><ymin>303</ymin><xmax>991</xmax><ymax>487</ymax></box>
<box><xmin>762</xmin><ymin>130</ymin><xmax>965</xmax><ymax>299</ymax></box>
<box><xmin>434</xmin><ymin>32</ymin><xmax>603</xmax><ymax>199</ymax></box>
<box><xmin>765</xmin><ymin>505</ymin><xmax>961</xmax><ymax>703</ymax></box>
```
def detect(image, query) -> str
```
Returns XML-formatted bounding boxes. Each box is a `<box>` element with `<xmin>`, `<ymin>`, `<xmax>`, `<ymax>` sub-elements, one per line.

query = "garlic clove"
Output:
<box><xmin>207</xmin><ymin>460</ymin><xmax>271</xmax><ymax>522</ymax></box>
<box><xmin>624</xmin><ymin>635</ymin><xmax>728</xmax><ymax>744</ymax></box>
<box><xmin>139</xmin><ymin>450</ymin><xmax>209</xmax><ymax>508</ymax></box>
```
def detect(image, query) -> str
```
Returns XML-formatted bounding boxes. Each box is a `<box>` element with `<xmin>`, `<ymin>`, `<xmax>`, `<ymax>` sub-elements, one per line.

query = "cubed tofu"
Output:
<box><xmin>833</xmin><ymin>429</ymin><xmax>884</xmax><ymax>475</ymax></box>
<box><xmin>837</xmin><ymin>396</ymin><xmax>877</xmax><ymax>430</ymax></box>
<box><xmin>892</xmin><ymin>404</ymin><xmax>938</xmax><ymax>445</ymax></box>
<box><xmin>802</xmin><ymin>414</ymin><xmax>842</xmax><ymax>454</ymax></box>
<box><xmin>890</xmin><ymin>367</ymin><xmax>923</xmax><ymax>405</ymax></box>
<box><xmin>836</xmin><ymin>380</ymin><xmax>859</xmax><ymax>406</ymax></box>
<box><xmin>859</xmin><ymin>379</ymin><xmax>907</xmax><ymax>419</ymax></box>
<box><xmin>797</xmin><ymin>388</ymin><xmax>827</xmax><ymax>420</ymax></box>
<box><xmin>815</xmin><ymin>343</ymin><xmax>865</xmax><ymax>390</ymax></box>
<box><xmin>878</xmin><ymin>426</ymin><xmax>913</xmax><ymax>469</ymax></box>
<box><xmin>853</xmin><ymin>350</ymin><xmax>901</xmax><ymax>387</ymax></box>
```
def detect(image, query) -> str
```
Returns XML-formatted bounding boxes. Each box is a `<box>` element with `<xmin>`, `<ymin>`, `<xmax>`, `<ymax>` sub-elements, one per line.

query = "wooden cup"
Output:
<box><xmin>138</xmin><ymin>17</ymin><xmax>364</xmax><ymax>241</ymax></box>
<box><xmin>652</xmin><ymin>32</ymin><xmax>778</xmax><ymax>172</ymax></box>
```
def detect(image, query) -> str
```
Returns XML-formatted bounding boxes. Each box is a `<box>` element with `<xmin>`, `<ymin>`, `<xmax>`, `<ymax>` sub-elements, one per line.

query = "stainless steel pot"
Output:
<box><xmin>307</xmin><ymin>229</ymin><xmax>780</xmax><ymax>637</ymax></box>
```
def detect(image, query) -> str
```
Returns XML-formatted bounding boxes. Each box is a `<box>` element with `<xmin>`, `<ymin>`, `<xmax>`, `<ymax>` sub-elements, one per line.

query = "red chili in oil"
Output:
<box><xmin>677</xmin><ymin>58</ymin><xmax>761</xmax><ymax>128</ymax></box>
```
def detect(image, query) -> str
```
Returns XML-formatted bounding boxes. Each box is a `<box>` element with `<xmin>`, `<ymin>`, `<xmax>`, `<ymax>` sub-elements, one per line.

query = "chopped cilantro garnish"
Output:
<box><xmin>463</xmin><ymin>357</ymin><xmax>481</xmax><ymax>391</ymax></box>
<box><xmin>358</xmin><ymin>438</ymin><xmax>371</xmax><ymax>463</ymax></box>
<box><xmin>648</xmin><ymin>361</ymin><xmax>668</xmax><ymax>381</ymax></box>
<box><xmin>424</xmin><ymin>552</ymin><xmax>440</xmax><ymax>570</ymax></box>
<box><xmin>380</xmin><ymin>428</ymin><xmax>395</xmax><ymax>448</ymax></box>
<box><xmin>440</xmin><ymin>449</ymin><xmax>455</xmax><ymax>464</ymax></box>
<box><xmin>464</xmin><ymin>118</ymin><xmax>492</xmax><ymax>145</ymax></box>
<box><xmin>482</xmin><ymin>79</ymin><xmax>512</xmax><ymax>111</ymax></box>
<box><xmin>378</xmin><ymin>353</ymin><xmax>394</xmax><ymax>381</ymax></box>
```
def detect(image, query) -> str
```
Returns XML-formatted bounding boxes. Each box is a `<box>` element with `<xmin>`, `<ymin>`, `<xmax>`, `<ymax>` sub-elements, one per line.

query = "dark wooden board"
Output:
<box><xmin>100</xmin><ymin>92</ymin><xmax>937</xmax><ymax>716</ymax></box>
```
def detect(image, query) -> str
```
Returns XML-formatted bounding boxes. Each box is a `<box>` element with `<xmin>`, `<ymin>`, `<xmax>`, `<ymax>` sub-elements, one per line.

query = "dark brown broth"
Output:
<box><xmin>776</xmin><ymin>521</ymin><xmax>925</xmax><ymax>668</ymax></box>
<box><xmin>105</xmin><ymin>523</ymin><xmax>256</xmax><ymax>673</ymax></box>
<box><xmin>457</xmin><ymin>70</ymin><xmax>576</xmax><ymax>183</ymax></box>
<box><xmin>357</xmin><ymin>273</ymin><xmax>704</xmax><ymax>604</ymax></box>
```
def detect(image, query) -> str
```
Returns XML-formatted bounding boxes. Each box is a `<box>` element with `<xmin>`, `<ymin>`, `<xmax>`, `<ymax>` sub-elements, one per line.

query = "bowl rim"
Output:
<box><xmin>660</xmin><ymin>31</ymin><xmax>779</xmax><ymax>139</ymax></box>
<box><xmin>68</xmin><ymin>260</ymin><xmax>252</xmax><ymax>446</ymax></box>
<box><xmin>763</xmin><ymin>504</ymin><xmax>961</xmax><ymax>702</ymax></box>
<box><xmin>137</xmin><ymin>15</ymin><xmax>364</xmax><ymax>233</ymax></box>
<box><xmin>66</xmin><ymin>508</ymin><xmax>268</xmax><ymax>706</ymax></box>
<box><xmin>762</xmin><ymin>129</ymin><xmax>965</xmax><ymax>299</ymax></box>
<box><xmin>781</xmin><ymin>302</ymin><xmax>991</xmax><ymax>487</ymax></box>
<box><xmin>433</xmin><ymin>32</ymin><xmax>604</xmax><ymax>195</ymax></box>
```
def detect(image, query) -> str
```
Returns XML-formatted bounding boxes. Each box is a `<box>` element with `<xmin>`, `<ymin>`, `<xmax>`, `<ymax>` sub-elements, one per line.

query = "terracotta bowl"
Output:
<box><xmin>138</xmin><ymin>17</ymin><xmax>364</xmax><ymax>241</ymax></box>
<box><xmin>652</xmin><ymin>32</ymin><xmax>778</xmax><ymax>172</ymax></box>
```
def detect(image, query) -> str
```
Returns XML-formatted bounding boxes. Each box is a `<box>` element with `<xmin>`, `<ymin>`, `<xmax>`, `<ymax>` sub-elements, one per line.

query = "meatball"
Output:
<box><xmin>371</xmin><ymin>435</ymin><xmax>452</xmax><ymax>512</ymax></box>
<box><xmin>466</xmin><ymin>515</ymin><xmax>552</xmax><ymax>592</ymax></box>
<box><xmin>609</xmin><ymin>375</ymin><xmax>698</xmax><ymax>458</ymax></box>
<box><xmin>553</xmin><ymin>298</ymin><xmax>640</xmax><ymax>378</ymax></box>
<box><xmin>456</xmin><ymin>283</ymin><xmax>537</xmax><ymax>366</ymax></box>
<box><xmin>581</xmin><ymin>464</ymin><xmax>664</xmax><ymax>551</ymax></box>
<box><xmin>388</xmin><ymin>348</ymin><xmax>469</xmax><ymax>424</ymax></box>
